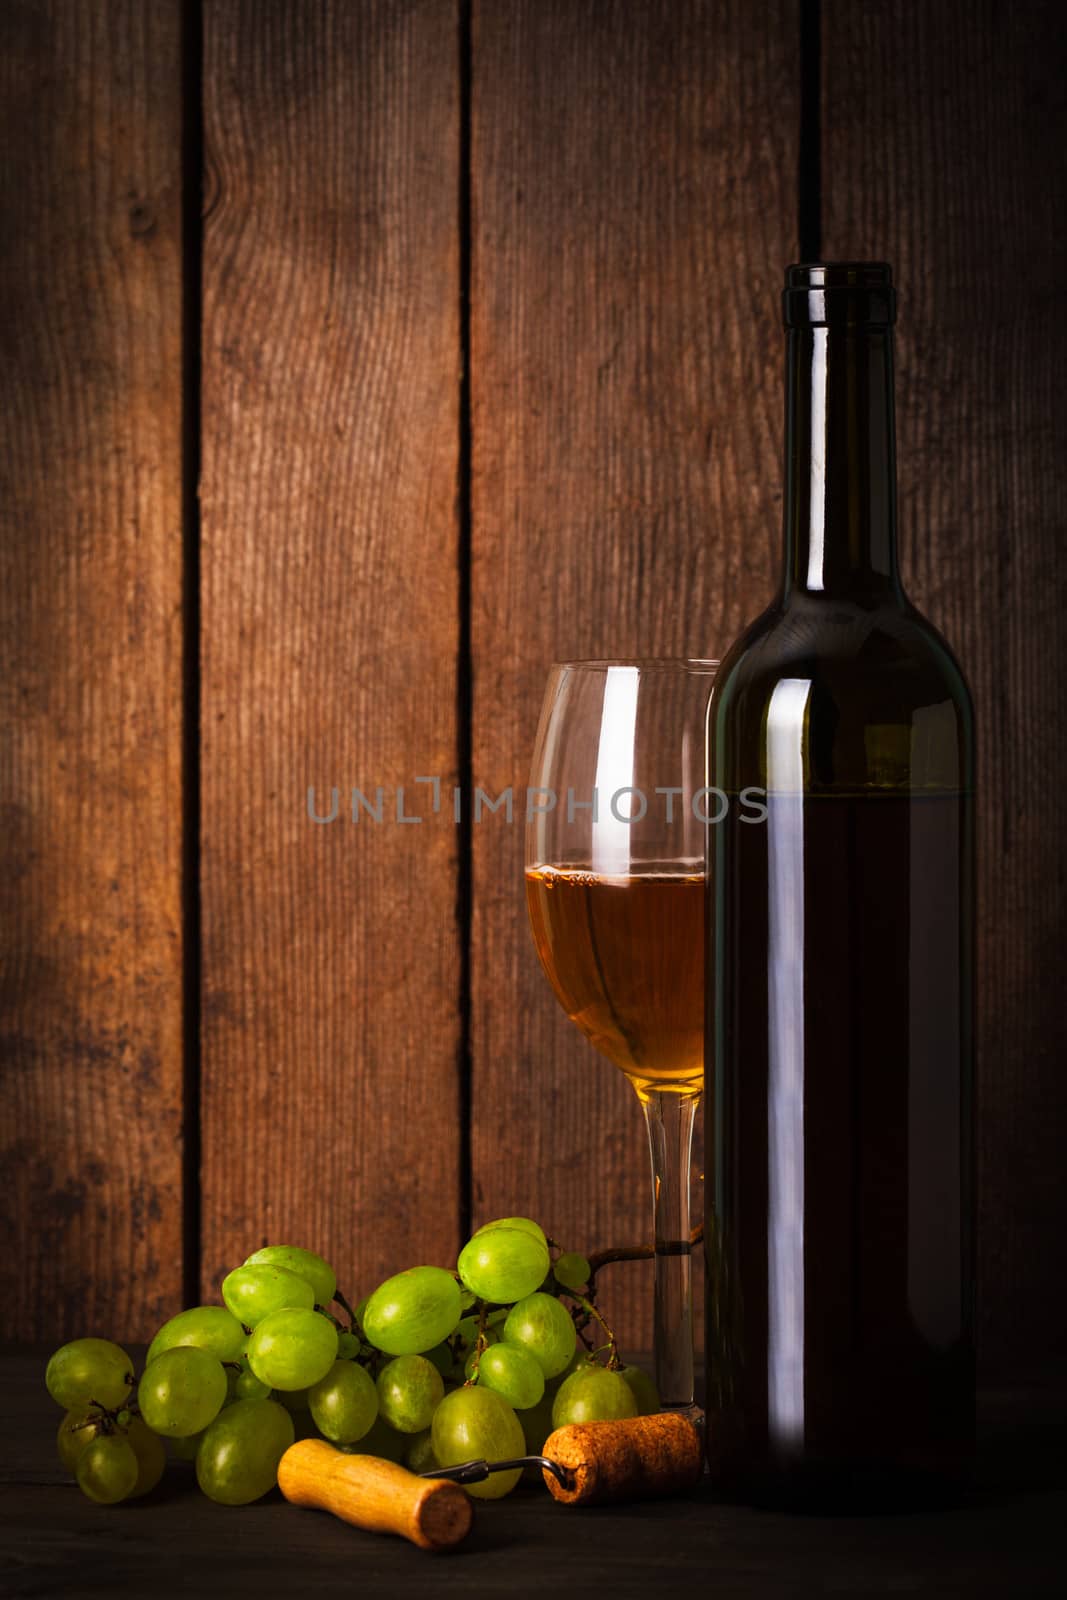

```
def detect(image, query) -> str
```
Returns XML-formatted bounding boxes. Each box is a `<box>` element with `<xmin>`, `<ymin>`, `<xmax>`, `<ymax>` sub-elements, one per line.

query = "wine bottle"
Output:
<box><xmin>705</xmin><ymin>264</ymin><xmax>974</xmax><ymax>1501</ymax></box>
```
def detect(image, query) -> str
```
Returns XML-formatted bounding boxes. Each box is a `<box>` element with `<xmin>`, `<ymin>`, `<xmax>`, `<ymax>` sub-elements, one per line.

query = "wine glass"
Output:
<box><xmin>525</xmin><ymin>658</ymin><xmax>717</xmax><ymax>1409</ymax></box>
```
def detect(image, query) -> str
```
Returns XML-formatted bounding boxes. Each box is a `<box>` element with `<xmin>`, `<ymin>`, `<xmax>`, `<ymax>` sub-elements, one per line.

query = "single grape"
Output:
<box><xmin>246</xmin><ymin>1307</ymin><xmax>338</xmax><ymax>1390</ymax></box>
<box><xmin>45</xmin><ymin>1339</ymin><xmax>133</xmax><ymax>1411</ymax></box>
<box><xmin>458</xmin><ymin>1287</ymin><xmax>476</xmax><ymax>1312</ymax></box>
<box><xmin>344</xmin><ymin>1413</ymin><xmax>408</xmax><ymax>1463</ymax></box>
<box><xmin>336</xmin><ymin>1331</ymin><xmax>360</xmax><ymax>1360</ymax></box>
<box><xmin>146</xmin><ymin>1306</ymin><xmax>245</xmax><ymax>1367</ymax></box>
<box><xmin>472</xmin><ymin>1216</ymin><xmax>548</xmax><ymax>1247</ymax></box>
<box><xmin>473</xmin><ymin>1343</ymin><xmax>544</xmax><ymax>1410</ymax></box>
<box><xmin>57</xmin><ymin>1405</ymin><xmax>104</xmax><ymax>1472</ymax></box>
<box><xmin>76</xmin><ymin>1434</ymin><xmax>139</xmax><ymax>1504</ymax></box>
<box><xmin>222</xmin><ymin>1264</ymin><xmax>315</xmax><ymax>1327</ymax></box>
<box><xmin>137</xmin><ymin>1346</ymin><xmax>228</xmax><ymax>1437</ymax></box>
<box><xmin>235</xmin><ymin>1366</ymin><xmax>272</xmax><ymax>1401</ymax></box>
<box><xmin>553</xmin><ymin>1252</ymin><xmax>591</xmax><ymax>1290</ymax></box>
<box><xmin>502</xmin><ymin>1292</ymin><xmax>577</xmax><ymax>1377</ymax></box>
<box><xmin>361</xmin><ymin>1267</ymin><xmax>462</xmax><ymax>1356</ymax></box>
<box><xmin>431</xmin><ymin>1387</ymin><xmax>525</xmax><ymax>1500</ymax></box>
<box><xmin>308</xmin><ymin>1359</ymin><xmax>378</xmax><ymax>1444</ymax></box>
<box><xmin>620</xmin><ymin>1363</ymin><xmax>660</xmax><ymax>1416</ymax></box>
<box><xmin>404</xmin><ymin>1428</ymin><xmax>438</xmax><ymax>1474</ymax></box>
<box><xmin>376</xmin><ymin>1355</ymin><xmax>444</xmax><ymax>1434</ymax></box>
<box><xmin>125</xmin><ymin>1417</ymin><xmax>167</xmax><ymax>1497</ymax></box>
<box><xmin>195</xmin><ymin>1398</ymin><xmax>295</xmax><ymax>1506</ymax></box>
<box><xmin>458</xmin><ymin>1227</ymin><xmax>550</xmax><ymax>1304</ymax></box>
<box><xmin>243</xmin><ymin>1245</ymin><xmax>337</xmax><ymax>1309</ymax></box>
<box><xmin>551</xmin><ymin>1364</ymin><xmax>638</xmax><ymax>1428</ymax></box>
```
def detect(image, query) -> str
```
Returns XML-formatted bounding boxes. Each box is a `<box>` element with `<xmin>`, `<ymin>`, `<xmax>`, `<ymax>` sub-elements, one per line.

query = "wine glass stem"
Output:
<box><xmin>640</xmin><ymin>1088</ymin><xmax>699</xmax><ymax>1408</ymax></box>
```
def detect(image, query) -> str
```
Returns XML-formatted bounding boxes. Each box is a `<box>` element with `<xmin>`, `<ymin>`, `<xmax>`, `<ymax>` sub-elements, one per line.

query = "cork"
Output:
<box><xmin>542</xmin><ymin>1412</ymin><xmax>704</xmax><ymax>1505</ymax></box>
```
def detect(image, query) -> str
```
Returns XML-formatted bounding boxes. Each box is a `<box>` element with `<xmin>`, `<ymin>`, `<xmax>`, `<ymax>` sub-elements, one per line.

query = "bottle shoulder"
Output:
<box><xmin>714</xmin><ymin>594</ymin><xmax>972</xmax><ymax>712</ymax></box>
<box><xmin>710</xmin><ymin>595</ymin><xmax>974</xmax><ymax>792</ymax></box>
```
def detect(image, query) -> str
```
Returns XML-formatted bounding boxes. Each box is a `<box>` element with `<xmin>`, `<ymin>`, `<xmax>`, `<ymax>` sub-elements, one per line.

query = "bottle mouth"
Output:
<box><xmin>783</xmin><ymin>261</ymin><xmax>896</xmax><ymax>328</ymax></box>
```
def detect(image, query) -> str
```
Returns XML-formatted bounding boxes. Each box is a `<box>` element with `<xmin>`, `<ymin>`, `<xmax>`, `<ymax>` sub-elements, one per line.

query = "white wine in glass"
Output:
<box><xmin>525</xmin><ymin>659</ymin><xmax>717</xmax><ymax>1407</ymax></box>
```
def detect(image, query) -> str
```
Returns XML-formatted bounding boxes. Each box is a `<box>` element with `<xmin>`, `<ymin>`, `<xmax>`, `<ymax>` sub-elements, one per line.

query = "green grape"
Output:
<box><xmin>168</xmin><ymin>1429</ymin><xmax>204</xmax><ymax>1460</ymax></box>
<box><xmin>473</xmin><ymin>1343</ymin><xmax>544</xmax><ymax>1410</ymax></box>
<box><xmin>222</xmin><ymin>1264</ymin><xmax>315</xmax><ymax>1327</ymax></box>
<box><xmin>126</xmin><ymin>1417</ymin><xmax>166</xmax><ymax>1497</ymax></box>
<box><xmin>336</xmin><ymin>1331</ymin><xmax>360</xmax><ymax>1360</ymax></box>
<box><xmin>76</xmin><ymin>1434</ymin><xmax>139</xmax><ymax>1504</ymax></box>
<box><xmin>452</xmin><ymin>1316</ymin><xmax>500</xmax><ymax>1373</ymax></box>
<box><xmin>145</xmin><ymin>1306</ymin><xmax>245</xmax><ymax>1367</ymax></box>
<box><xmin>244</xmin><ymin>1245</ymin><xmax>337</xmax><ymax>1309</ymax></box>
<box><xmin>345</xmin><ymin>1413</ymin><xmax>408</xmax><ymax>1463</ymax></box>
<box><xmin>57</xmin><ymin>1405</ymin><xmax>104</xmax><ymax>1472</ymax></box>
<box><xmin>362</xmin><ymin>1267</ymin><xmax>462</xmax><ymax>1356</ymax></box>
<box><xmin>376</xmin><ymin>1355</ymin><xmax>444</xmax><ymax>1434</ymax></box>
<box><xmin>518</xmin><ymin>1388</ymin><xmax>557</xmax><ymax>1456</ymax></box>
<box><xmin>45</xmin><ymin>1339</ymin><xmax>133</xmax><ymax>1411</ymax></box>
<box><xmin>620</xmin><ymin>1363</ymin><xmax>660</xmax><ymax>1416</ymax></box>
<box><xmin>553</xmin><ymin>1252</ymin><xmax>591</xmax><ymax>1290</ymax></box>
<box><xmin>502</xmin><ymin>1292</ymin><xmax>577</xmax><ymax>1378</ymax></box>
<box><xmin>137</xmin><ymin>1346</ymin><xmax>228</xmax><ymax>1437</ymax></box>
<box><xmin>431</xmin><ymin>1387</ymin><xmax>525</xmax><ymax>1500</ymax></box>
<box><xmin>235</xmin><ymin>1366</ymin><xmax>271</xmax><ymax>1401</ymax></box>
<box><xmin>246</xmin><ymin>1307</ymin><xmax>338</xmax><ymax>1390</ymax></box>
<box><xmin>551</xmin><ymin>1365</ymin><xmax>638</xmax><ymax>1428</ymax></box>
<box><xmin>472</xmin><ymin>1216</ymin><xmax>548</xmax><ymax>1247</ymax></box>
<box><xmin>458</xmin><ymin>1288</ymin><xmax>476</xmax><ymax>1312</ymax></box>
<box><xmin>458</xmin><ymin>1227</ymin><xmax>550</xmax><ymax>1304</ymax></box>
<box><xmin>404</xmin><ymin>1428</ymin><xmax>438</xmax><ymax>1474</ymax></box>
<box><xmin>195</xmin><ymin>1398</ymin><xmax>295</xmax><ymax>1506</ymax></box>
<box><xmin>308</xmin><ymin>1359</ymin><xmax>378</xmax><ymax>1444</ymax></box>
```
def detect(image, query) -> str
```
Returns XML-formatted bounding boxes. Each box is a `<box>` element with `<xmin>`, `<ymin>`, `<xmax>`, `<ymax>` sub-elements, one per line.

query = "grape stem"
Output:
<box><xmin>556</xmin><ymin>1289</ymin><xmax>622</xmax><ymax>1370</ymax></box>
<box><xmin>586</xmin><ymin>1224</ymin><xmax>704</xmax><ymax>1289</ymax></box>
<box><xmin>463</xmin><ymin>1299</ymin><xmax>491</xmax><ymax>1386</ymax></box>
<box><xmin>334</xmin><ymin>1289</ymin><xmax>360</xmax><ymax>1331</ymax></box>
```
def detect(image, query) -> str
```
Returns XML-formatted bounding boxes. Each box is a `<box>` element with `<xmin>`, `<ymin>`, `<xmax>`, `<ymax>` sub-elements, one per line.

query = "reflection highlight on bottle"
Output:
<box><xmin>765</xmin><ymin>678</ymin><xmax>811</xmax><ymax>1448</ymax></box>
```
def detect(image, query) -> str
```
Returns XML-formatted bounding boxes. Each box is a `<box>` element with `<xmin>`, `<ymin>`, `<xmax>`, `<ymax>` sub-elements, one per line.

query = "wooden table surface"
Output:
<box><xmin>3</xmin><ymin>1349</ymin><xmax>1065</xmax><ymax>1597</ymax></box>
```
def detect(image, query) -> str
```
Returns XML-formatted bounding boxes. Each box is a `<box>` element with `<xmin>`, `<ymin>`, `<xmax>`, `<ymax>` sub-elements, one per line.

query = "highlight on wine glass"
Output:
<box><xmin>524</xmin><ymin>658</ymin><xmax>718</xmax><ymax>1410</ymax></box>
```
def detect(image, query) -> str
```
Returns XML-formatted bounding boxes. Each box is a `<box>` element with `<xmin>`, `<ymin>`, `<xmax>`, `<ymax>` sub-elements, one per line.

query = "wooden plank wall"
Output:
<box><xmin>821</xmin><ymin>0</ymin><xmax>1067</xmax><ymax>1370</ymax></box>
<box><xmin>199</xmin><ymin>0</ymin><xmax>464</xmax><ymax>1305</ymax></box>
<box><xmin>1</xmin><ymin>0</ymin><xmax>1064</xmax><ymax>1365</ymax></box>
<box><xmin>0</xmin><ymin>2</ymin><xmax>186</xmax><ymax>1340</ymax></box>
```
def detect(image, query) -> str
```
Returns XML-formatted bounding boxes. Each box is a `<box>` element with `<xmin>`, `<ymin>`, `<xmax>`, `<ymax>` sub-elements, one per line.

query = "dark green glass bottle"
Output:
<box><xmin>705</xmin><ymin>264</ymin><xmax>974</xmax><ymax>1500</ymax></box>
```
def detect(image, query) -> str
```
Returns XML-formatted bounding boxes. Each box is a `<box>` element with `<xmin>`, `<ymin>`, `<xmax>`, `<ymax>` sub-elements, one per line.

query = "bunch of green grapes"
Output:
<box><xmin>46</xmin><ymin>1222</ymin><xmax>659</xmax><ymax>1508</ymax></box>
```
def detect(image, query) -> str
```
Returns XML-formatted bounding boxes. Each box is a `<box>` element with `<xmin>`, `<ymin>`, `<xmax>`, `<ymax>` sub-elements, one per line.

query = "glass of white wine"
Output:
<box><xmin>525</xmin><ymin>659</ymin><xmax>717</xmax><ymax>1408</ymax></box>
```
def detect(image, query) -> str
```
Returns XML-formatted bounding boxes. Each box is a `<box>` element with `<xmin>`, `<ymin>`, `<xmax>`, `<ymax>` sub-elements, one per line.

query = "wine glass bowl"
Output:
<box><xmin>524</xmin><ymin>659</ymin><xmax>716</xmax><ymax>1407</ymax></box>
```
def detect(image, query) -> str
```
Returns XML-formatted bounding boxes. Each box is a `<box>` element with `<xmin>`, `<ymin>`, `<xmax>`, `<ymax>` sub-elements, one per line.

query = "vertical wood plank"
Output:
<box><xmin>821</xmin><ymin>0</ymin><xmax>1067</xmax><ymax>1367</ymax></box>
<box><xmin>471</xmin><ymin>0</ymin><xmax>799</xmax><ymax>1347</ymax></box>
<box><xmin>201</xmin><ymin>1</ymin><xmax>463</xmax><ymax>1300</ymax></box>
<box><xmin>0</xmin><ymin>2</ymin><xmax>185</xmax><ymax>1339</ymax></box>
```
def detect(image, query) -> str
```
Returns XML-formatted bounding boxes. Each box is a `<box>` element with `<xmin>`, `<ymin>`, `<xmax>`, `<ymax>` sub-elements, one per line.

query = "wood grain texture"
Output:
<box><xmin>200</xmin><ymin>1</ymin><xmax>463</xmax><ymax>1303</ymax></box>
<box><xmin>821</xmin><ymin>0</ymin><xmax>1067</xmax><ymax>1368</ymax></box>
<box><xmin>471</xmin><ymin>0</ymin><xmax>799</xmax><ymax>1348</ymax></box>
<box><xmin>0</xmin><ymin>2</ymin><xmax>185</xmax><ymax>1339</ymax></box>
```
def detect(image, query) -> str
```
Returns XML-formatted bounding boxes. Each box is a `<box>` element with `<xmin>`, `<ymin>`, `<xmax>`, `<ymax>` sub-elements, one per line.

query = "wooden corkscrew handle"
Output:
<box><xmin>277</xmin><ymin>1439</ymin><xmax>473</xmax><ymax>1551</ymax></box>
<box><xmin>541</xmin><ymin>1412</ymin><xmax>704</xmax><ymax>1505</ymax></box>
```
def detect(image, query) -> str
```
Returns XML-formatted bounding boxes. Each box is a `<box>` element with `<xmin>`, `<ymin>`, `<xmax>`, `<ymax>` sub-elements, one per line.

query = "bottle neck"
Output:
<box><xmin>782</xmin><ymin>324</ymin><xmax>901</xmax><ymax>601</ymax></box>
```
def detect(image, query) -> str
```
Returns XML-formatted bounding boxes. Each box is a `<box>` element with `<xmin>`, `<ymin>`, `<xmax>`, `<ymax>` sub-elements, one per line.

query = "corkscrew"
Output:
<box><xmin>279</xmin><ymin>1411</ymin><xmax>704</xmax><ymax>1550</ymax></box>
